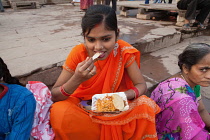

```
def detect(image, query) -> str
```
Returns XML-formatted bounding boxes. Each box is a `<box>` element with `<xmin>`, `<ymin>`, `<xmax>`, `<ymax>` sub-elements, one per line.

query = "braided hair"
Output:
<box><xmin>0</xmin><ymin>57</ymin><xmax>22</xmax><ymax>86</ymax></box>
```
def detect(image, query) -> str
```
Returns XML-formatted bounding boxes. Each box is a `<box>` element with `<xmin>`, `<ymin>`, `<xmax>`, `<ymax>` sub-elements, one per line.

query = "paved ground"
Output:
<box><xmin>1</xmin><ymin>2</ymin><xmax>210</xmax><ymax>111</ymax></box>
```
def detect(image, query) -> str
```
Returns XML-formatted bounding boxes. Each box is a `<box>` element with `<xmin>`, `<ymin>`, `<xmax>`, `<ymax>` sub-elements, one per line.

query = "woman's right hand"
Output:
<box><xmin>51</xmin><ymin>57</ymin><xmax>97</xmax><ymax>102</ymax></box>
<box><xmin>74</xmin><ymin>57</ymin><xmax>96</xmax><ymax>82</ymax></box>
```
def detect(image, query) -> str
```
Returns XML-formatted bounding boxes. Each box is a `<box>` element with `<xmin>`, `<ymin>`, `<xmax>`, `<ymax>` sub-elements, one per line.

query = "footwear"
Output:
<box><xmin>192</xmin><ymin>22</ymin><xmax>206</xmax><ymax>30</ymax></box>
<box><xmin>70</xmin><ymin>1</ymin><xmax>75</xmax><ymax>6</ymax></box>
<box><xmin>182</xmin><ymin>23</ymin><xmax>192</xmax><ymax>31</ymax></box>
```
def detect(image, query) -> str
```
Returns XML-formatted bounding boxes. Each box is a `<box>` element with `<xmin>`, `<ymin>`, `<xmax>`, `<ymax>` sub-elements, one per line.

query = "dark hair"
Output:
<box><xmin>178</xmin><ymin>43</ymin><xmax>210</xmax><ymax>70</ymax></box>
<box><xmin>0</xmin><ymin>57</ymin><xmax>22</xmax><ymax>86</ymax></box>
<box><xmin>81</xmin><ymin>5</ymin><xmax>118</xmax><ymax>37</ymax></box>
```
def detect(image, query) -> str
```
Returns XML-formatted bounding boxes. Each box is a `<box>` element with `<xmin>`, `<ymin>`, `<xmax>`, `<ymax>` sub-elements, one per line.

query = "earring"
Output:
<box><xmin>113</xmin><ymin>43</ymin><xmax>119</xmax><ymax>57</ymax></box>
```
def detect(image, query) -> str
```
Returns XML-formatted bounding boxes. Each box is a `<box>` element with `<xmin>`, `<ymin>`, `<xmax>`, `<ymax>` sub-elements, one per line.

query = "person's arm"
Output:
<box><xmin>6</xmin><ymin>95</ymin><xmax>36</xmax><ymax>140</ymax></box>
<box><xmin>51</xmin><ymin>57</ymin><xmax>96</xmax><ymax>102</ymax></box>
<box><xmin>125</xmin><ymin>61</ymin><xmax>147</xmax><ymax>100</ymax></box>
<box><xmin>198</xmin><ymin>99</ymin><xmax>210</xmax><ymax>132</ymax></box>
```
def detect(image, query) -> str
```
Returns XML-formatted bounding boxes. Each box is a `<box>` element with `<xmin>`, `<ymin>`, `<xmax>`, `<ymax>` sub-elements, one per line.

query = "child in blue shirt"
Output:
<box><xmin>0</xmin><ymin>57</ymin><xmax>36</xmax><ymax>140</ymax></box>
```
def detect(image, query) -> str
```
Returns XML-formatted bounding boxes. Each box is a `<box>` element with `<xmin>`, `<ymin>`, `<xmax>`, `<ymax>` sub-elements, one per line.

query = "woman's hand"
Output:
<box><xmin>74</xmin><ymin>57</ymin><xmax>96</xmax><ymax>82</ymax></box>
<box><xmin>51</xmin><ymin>57</ymin><xmax>97</xmax><ymax>102</ymax></box>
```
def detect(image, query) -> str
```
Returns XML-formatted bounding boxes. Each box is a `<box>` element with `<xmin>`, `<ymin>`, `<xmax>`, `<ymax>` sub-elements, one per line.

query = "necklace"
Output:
<box><xmin>180</xmin><ymin>73</ymin><xmax>186</xmax><ymax>81</ymax></box>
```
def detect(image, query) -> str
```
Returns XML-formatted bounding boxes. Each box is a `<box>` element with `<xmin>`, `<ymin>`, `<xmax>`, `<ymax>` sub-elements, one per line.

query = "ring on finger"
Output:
<box><xmin>87</xmin><ymin>68</ymin><xmax>91</xmax><ymax>72</ymax></box>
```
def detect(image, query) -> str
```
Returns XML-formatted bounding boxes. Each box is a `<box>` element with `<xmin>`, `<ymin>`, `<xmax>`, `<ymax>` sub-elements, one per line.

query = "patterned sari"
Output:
<box><xmin>50</xmin><ymin>40</ymin><xmax>160</xmax><ymax>140</ymax></box>
<box><xmin>150</xmin><ymin>77</ymin><xmax>210</xmax><ymax>140</ymax></box>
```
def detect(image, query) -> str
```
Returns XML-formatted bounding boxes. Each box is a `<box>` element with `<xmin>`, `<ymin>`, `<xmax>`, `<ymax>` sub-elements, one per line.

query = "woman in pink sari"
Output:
<box><xmin>151</xmin><ymin>43</ymin><xmax>210</xmax><ymax>140</ymax></box>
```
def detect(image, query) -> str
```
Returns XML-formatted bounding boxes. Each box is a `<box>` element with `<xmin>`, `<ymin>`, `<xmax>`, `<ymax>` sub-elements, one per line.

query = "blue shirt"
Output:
<box><xmin>0</xmin><ymin>83</ymin><xmax>36</xmax><ymax>140</ymax></box>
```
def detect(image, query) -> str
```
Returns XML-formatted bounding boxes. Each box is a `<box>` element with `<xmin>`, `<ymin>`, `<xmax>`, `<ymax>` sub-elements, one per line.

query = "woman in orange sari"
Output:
<box><xmin>50</xmin><ymin>5</ymin><xmax>160</xmax><ymax>140</ymax></box>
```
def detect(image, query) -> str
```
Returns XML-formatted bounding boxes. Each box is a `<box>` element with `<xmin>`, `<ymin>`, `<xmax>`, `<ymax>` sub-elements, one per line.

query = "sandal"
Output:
<box><xmin>192</xmin><ymin>22</ymin><xmax>206</xmax><ymax>30</ymax></box>
<box><xmin>70</xmin><ymin>1</ymin><xmax>75</xmax><ymax>6</ymax></box>
<box><xmin>182</xmin><ymin>23</ymin><xmax>192</xmax><ymax>31</ymax></box>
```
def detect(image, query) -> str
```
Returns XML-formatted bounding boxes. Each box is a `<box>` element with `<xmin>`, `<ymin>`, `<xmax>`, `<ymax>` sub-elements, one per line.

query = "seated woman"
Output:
<box><xmin>0</xmin><ymin>57</ymin><xmax>36</xmax><ymax>139</ymax></box>
<box><xmin>50</xmin><ymin>5</ymin><xmax>160</xmax><ymax>140</ymax></box>
<box><xmin>177</xmin><ymin>0</ymin><xmax>210</xmax><ymax>31</ymax></box>
<box><xmin>150</xmin><ymin>43</ymin><xmax>210</xmax><ymax>139</ymax></box>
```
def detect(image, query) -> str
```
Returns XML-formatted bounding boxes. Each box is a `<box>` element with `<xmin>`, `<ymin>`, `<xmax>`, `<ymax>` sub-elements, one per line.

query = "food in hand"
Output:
<box><xmin>92</xmin><ymin>52</ymin><xmax>102</xmax><ymax>60</ymax></box>
<box><xmin>96</xmin><ymin>94</ymin><xmax>125</xmax><ymax>112</ymax></box>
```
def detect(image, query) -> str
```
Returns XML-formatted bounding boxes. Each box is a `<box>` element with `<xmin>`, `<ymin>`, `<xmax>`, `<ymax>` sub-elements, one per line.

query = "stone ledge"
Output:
<box><xmin>19</xmin><ymin>66</ymin><xmax>62</xmax><ymax>87</ymax></box>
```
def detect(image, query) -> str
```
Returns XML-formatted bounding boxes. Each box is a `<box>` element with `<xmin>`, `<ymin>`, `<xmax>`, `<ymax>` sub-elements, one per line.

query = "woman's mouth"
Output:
<box><xmin>98</xmin><ymin>52</ymin><xmax>105</xmax><ymax>58</ymax></box>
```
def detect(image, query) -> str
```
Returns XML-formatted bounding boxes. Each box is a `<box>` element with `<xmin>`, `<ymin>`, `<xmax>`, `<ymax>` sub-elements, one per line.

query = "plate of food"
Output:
<box><xmin>91</xmin><ymin>92</ymin><xmax>129</xmax><ymax>113</ymax></box>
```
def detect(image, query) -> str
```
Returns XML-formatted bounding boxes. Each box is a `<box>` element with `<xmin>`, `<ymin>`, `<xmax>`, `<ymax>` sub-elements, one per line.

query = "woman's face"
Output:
<box><xmin>185</xmin><ymin>53</ymin><xmax>210</xmax><ymax>87</ymax></box>
<box><xmin>84</xmin><ymin>23</ymin><xmax>117</xmax><ymax>60</ymax></box>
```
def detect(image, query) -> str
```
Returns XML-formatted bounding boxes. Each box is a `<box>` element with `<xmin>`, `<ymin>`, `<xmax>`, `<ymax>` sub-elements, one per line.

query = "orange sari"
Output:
<box><xmin>50</xmin><ymin>40</ymin><xmax>160</xmax><ymax>140</ymax></box>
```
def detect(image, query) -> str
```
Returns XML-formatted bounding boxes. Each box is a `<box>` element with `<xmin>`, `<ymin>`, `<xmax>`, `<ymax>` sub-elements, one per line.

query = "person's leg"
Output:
<box><xmin>50</xmin><ymin>97</ymin><xmax>100</xmax><ymax>140</ymax></box>
<box><xmin>168</xmin><ymin>0</ymin><xmax>172</xmax><ymax>3</ymax></box>
<box><xmin>177</xmin><ymin>0</ymin><xmax>197</xmax><ymax>21</ymax></box>
<box><xmin>105</xmin><ymin>0</ymin><xmax>111</xmax><ymax>5</ymax></box>
<box><xmin>186</xmin><ymin>0</ymin><xmax>198</xmax><ymax>21</ymax></box>
<box><xmin>70</xmin><ymin>1</ymin><xmax>75</xmax><ymax>6</ymax></box>
<box><xmin>0</xmin><ymin>0</ymin><xmax>4</xmax><ymax>12</ymax></box>
<box><xmin>177</xmin><ymin>0</ymin><xmax>190</xmax><ymax>30</ymax></box>
<box><xmin>96</xmin><ymin>0</ymin><xmax>100</xmax><ymax>4</ymax></box>
<box><xmin>111</xmin><ymin>0</ymin><xmax>116</xmax><ymax>11</ymax></box>
<box><xmin>196</xmin><ymin>0</ymin><xmax>210</xmax><ymax>23</ymax></box>
<box><xmin>153</xmin><ymin>0</ymin><xmax>158</xmax><ymax>3</ymax></box>
<box><xmin>101</xmin><ymin>0</ymin><xmax>104</xmax><ymax>4</ymax></box>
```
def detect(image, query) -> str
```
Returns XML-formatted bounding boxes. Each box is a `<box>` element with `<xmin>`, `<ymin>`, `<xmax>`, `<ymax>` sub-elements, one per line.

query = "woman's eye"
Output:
<box><xmin>87</xmin><ymin>38</ymin><xmax>95</xmax><ymax>42</ymax></box>
<box><xmin>102</xmin><ymin>38</ymin><xmax>111</xmax><ymax>42</ymax></box>
<box><xmin>200</xmin><ymin>68</ymin><xmax>207</xmax><ymax>72</ymax></box>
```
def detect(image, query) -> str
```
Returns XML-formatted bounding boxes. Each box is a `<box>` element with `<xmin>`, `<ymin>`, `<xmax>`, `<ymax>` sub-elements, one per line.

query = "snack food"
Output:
<box><xmin>112</xmin><ymin>94</ymin><xmax>125</xmax><ymax>111</ymax></box>
<box><xmin>95</xmin><ymin>94</ymin><xmax>125</xmax><ymax>112</ymax></box>
<box><xmin>92</xmin><ymin>52</ymin><xmax>102</xmax><ymax>60</ymax></box>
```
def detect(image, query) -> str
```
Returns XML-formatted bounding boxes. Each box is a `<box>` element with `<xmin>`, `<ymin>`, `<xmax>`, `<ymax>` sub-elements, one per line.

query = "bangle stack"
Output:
<box><xmin>60</xmin><ymin>85</ymin><xmax>71</xmax><ymax>97</ymax></box>
<box><xmin>131</xmin><ymin>87</ymin><xmax>140</xmax><ymax>99</ymax></box>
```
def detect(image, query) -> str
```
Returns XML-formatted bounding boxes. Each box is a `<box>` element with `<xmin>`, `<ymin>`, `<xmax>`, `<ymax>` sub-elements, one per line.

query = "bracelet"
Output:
<box><xmin>60</xmin><ymin>85</ymin><xmax>71</xmax><ymax>97</ymax></box>
<box><xmin>131</xmin><ymin>87</ymin><xmax>139</xmax><ymax>99</ymax></box>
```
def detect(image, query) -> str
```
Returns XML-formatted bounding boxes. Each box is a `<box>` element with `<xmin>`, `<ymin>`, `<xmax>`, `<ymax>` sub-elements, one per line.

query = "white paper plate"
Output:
<box><xmin>91</xmin><ymin>92</ymin><xmax>129</xmax><ymax>112</ymax></box>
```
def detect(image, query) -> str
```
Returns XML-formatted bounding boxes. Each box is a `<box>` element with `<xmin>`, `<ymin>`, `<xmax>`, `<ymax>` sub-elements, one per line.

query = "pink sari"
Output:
<box><xmin>80</xmin><ymin>0</ymin><xmax>93</xmax><ymax>10</ymax></box>
<box><xmin>150</xmin><ymin>78</ymin><xmax>210</xmax><ymax>140</ymax></box>
<box><xmin>26</xmin><ymin>81</ymin><xmax>55</xmax><ymax>140</ymax></box>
